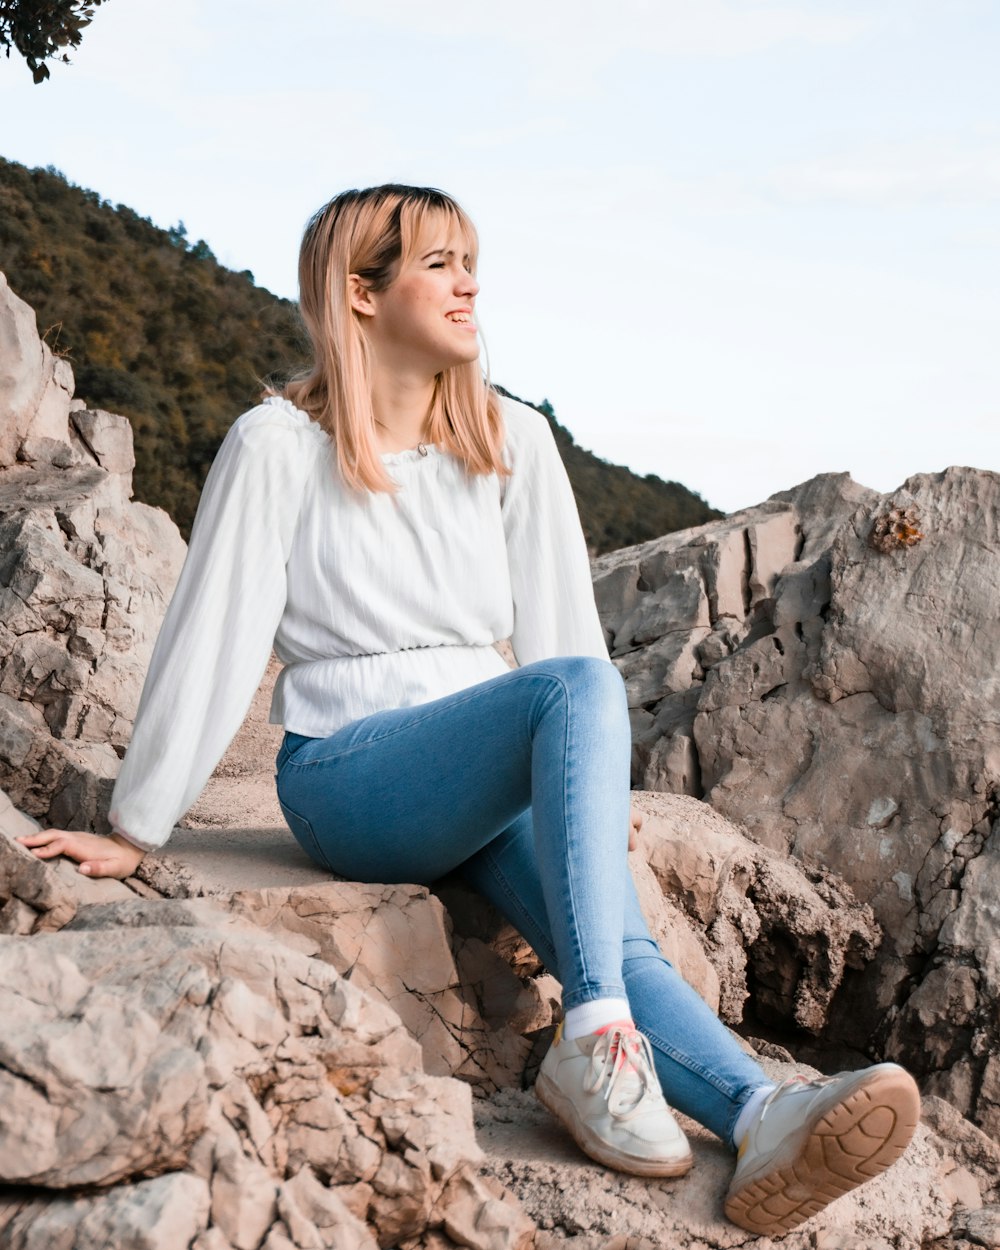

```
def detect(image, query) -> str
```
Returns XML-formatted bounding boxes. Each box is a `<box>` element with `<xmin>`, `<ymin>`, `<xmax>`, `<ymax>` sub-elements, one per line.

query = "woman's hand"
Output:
<box><xmin>15</xmin><ymin>829</ymin><xmax>145</xmax><ymax>880</ymax></box>
<box><xmin>628</xmin><ymin>805</ymin><xmax>643</xmax><ymax>853</ymax></box>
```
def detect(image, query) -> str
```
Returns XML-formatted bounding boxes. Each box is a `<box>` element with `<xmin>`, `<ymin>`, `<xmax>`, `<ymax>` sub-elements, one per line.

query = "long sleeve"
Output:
<box><xmin>500</xmin><ymin>400</ymin><xmax>611</xmax><ymax>666</ymax></box>
<box><xmin>108</xmin><ymin>407</ymin><xmax>311</xmax><ymax>850</ymax></box>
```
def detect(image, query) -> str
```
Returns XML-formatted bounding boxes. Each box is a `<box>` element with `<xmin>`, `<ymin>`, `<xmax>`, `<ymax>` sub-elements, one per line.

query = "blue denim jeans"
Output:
<box><xmin>274</xmin><ymin>654</ymin><xmax>769</xmax><ymax>1144</ymax></box>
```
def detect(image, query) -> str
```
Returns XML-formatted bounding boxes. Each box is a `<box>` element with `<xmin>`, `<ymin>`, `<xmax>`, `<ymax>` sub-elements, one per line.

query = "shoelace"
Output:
<box><xmin>583</xmin><ymin>1024</ymin><xmax>660</xmax><ymax>1120</ymax></box>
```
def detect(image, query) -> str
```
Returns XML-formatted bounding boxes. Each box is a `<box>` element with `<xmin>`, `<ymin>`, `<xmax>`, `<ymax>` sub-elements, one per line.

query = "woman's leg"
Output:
<box><xmin>275</xmin><ymin>655</ymin><xmax>633</xmax><ymax>1010</ymax></box>
<box><xmin>458</xmin><ymin>810</ymin><xmax>771</xmax><ymax>1146</ymax></box>
<box><xmin>461</xmin><ymin>808</ymin><xmax>922</xmax><ymax>1237</ymax></box>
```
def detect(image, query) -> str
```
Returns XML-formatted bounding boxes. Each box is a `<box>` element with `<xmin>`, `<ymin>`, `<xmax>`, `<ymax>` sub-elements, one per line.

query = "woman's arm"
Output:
<box><xmin>500</xmin><ymin>399</ymin><xmax>610</xmax><ymax>666</ymax></box>
<box><xmin>103</xmin><ymin>405</ymin><xmax>311</xmax><ymax>852</ymax></box>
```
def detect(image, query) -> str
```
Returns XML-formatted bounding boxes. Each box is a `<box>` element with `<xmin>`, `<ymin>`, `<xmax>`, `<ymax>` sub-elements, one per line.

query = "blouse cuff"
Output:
<box><xmin>111</xmin><ymin>825</ymin><xmax>154</xmax><ymax>854</ymax></box>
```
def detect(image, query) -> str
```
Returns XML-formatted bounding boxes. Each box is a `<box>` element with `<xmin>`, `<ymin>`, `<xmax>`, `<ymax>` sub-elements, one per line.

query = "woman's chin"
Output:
<box><xmin>438</xmin><ymin>346</ymin><xmax>482</xmax><ymax>372</ymax></box>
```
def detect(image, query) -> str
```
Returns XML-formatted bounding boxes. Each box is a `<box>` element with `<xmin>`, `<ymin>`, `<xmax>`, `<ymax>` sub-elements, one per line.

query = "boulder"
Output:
<box><xmin>0</xmin><ymin>898</ymin><xmax>534</xmax><ymax>1249</ymax></box>
<box><xmin>629</xmin><ymin>792</ymin><xmax>880</xmax><ymax>1032</ymax></box>
<box><xmin>594</xmin><ymin>467</ymin><xmax>1000</xmax><ymax>1136</ymax></box>
<box><xmin>0</xmin><ymin>273</ymin><xmax>186</xmax><ymax>832</ymax></box>
<box><xmin>0</xmin><ymin>272</ymin><xmax>52</xmax><ymax>469</ymax></box>
<box><xmin>228</xmin><ymin>880</ymin><xmax>551</xmax><ymax>1092</ymax></box>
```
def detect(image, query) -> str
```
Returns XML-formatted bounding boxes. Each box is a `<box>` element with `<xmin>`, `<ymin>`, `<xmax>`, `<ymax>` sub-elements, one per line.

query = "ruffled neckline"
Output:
<box><xmin>378</xmin><ymin>443</ymin><xmax>441</xmax><ymax>465</ymax></box>
<box><xmin>262</xmin><ymin>395</ymin><xmax>441</xmax><ymax>465</ymax></box>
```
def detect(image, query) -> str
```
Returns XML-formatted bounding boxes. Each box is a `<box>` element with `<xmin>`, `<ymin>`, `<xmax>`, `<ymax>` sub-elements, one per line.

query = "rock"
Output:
<box><xmin>953</xmin><ymin>1206</ymin><xmax>1000</xmax><ymax>1248</ymax></box>
<box><xmin>941</xmin><ymin>1164</ymin><xmax>983</xmax><ymax>1211</ymax></box>
<box><xmin>0</xmin><ymin>900</ymin><xmax>535</xmax><ymax>1247</ymax></box>
<box><xmin>594</xmin><ymin>468</ymin><xmax>1000</xmax><ymax>1134</ymax></box>
<box><xmin>0</xmin><ymin>1171</ymin><xmax>212</xmax><ymax>1250</ymax></box>
<box><xmin>0</xmin><ymin>787</ymin><xmax>141</xmax><ymax>933</ymax></box>
<box><xmin>70</xmin><ymin>408</ymin><xmax>136</xmax><ymax>475</ymax></box>
<box><xmin>921</xmin><ymin>1095</ymin><xmax>1000</xmax><ymax>1205</ymax></box>
<box><xmin>0</xmin><ymin>272</ymin><xmax>49</xmax><ymax>469</ymax></box>
<box><xmin>628</xmin><ymin>853</ymin><xmax>722</xmax><ymax>1013</ymax></box>
<box><xmin>200</xmin><ymin>878</ymin><xmax>548</xmax><ymax>1092</ymax></box>
<box><xmin>274</xmin><ymin>1165</ymin><xmax>379</xmax><ymax>1250</ymax></box>
<box><xmin>0</xmin><ymin>275</ymin><xmax>187</xmax><ymax>832</ymax></box>
<box><xmin>630</xmin><ymin>792</ymin><xmax>880</xmax><ymax>1032</ymax></box>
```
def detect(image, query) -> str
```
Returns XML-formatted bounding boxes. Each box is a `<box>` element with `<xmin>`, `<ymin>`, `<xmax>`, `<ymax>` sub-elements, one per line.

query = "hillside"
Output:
<box><xmin>0</xmin><ymin>157</ymin><xmax>721</xmax><ymax>548</ymax></box>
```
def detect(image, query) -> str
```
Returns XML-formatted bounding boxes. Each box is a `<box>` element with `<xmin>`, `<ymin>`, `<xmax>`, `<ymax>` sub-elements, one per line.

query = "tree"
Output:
<box><xmin>1</xmin><ymin>0</ymin><xmax>108</xmax><ymax>83</ymax></box>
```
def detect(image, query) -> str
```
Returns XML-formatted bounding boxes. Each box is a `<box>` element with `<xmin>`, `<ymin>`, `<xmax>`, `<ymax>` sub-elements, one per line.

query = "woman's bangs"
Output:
<box><xmin>401</xmin><ymin>199</ymin><xmax>479</xmax><ymax>274</ymax></box>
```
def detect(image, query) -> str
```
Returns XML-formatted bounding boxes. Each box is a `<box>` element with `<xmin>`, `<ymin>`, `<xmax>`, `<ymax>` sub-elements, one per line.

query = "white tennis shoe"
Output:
<box><xmin>535</xmin><ymin>1019</ymin><xmax>693</xmax><ymax>1177</ymax></box>
<box><xmin>725</xmin><ymin>1062</ymin><xmax>921</xmax><ymax>1236</ymax></box>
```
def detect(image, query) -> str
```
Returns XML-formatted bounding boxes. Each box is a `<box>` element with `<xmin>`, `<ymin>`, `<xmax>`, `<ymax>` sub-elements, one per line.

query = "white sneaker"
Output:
<box><xmin>724</xmin><ymin>1063</ymin><xmax>921</xmax><ymax>1236</ymax></box>
<box><xmin>534</xmin><ymin>1019</ymin><xmax>693</xmax><ymax>1177</ymax></box>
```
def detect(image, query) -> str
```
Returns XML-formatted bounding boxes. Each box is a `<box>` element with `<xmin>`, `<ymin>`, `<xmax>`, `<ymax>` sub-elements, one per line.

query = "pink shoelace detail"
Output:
<box><xmin>586</xmin><ymin>1020</ymin><xmax>658</xmax><ymax>1118</ymax></box>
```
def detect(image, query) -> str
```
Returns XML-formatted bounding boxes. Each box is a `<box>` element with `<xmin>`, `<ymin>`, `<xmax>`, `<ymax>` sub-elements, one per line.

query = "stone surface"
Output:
<box><xmin>594</xmin><ymin>468</ymin><xmax>1000</xmax><ymax>1135</ymax></box>
<box><xmin>630</xmin><ymin>791</ymin><xmax>880</xmax><ymax>1032</ymax></box>
<box><xmin>0</xmin><ymin>1171</ymin><xmax>212</xmax><ymax>1250</ymax></box>
<box><xmin>0</xmin><ymin>273</ymin><xmax>187</xmax><ymax>832</ymax></box>
<box><xmin>0</xmin><ymin>899</ymin><xmax>534</xmax><ymax>1248</ymax></box>
<box><xmin>230</xmin><ymin>880</ymin><xmax>550</xmax><ymax>1091</ymax></box>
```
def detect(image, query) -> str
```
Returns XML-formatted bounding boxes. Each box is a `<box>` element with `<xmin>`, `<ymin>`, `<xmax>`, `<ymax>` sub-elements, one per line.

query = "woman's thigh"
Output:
<box><xmin>274</xmin><ymin>655</ymin><xmax>618</xmax><ymax>883</ymax></box>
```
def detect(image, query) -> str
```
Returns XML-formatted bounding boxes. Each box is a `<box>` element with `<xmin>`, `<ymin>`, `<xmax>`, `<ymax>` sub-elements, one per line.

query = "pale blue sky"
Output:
<box><xmin>2</xmin><ymin>0</ymin><xmax>998</xmax><ymax>511</ymax></box>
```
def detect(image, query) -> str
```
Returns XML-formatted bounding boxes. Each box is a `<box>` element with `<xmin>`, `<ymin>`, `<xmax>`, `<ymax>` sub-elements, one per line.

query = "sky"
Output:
<box><xmin>1</xmin><ymin>0</ymin><xmax>998</xmax><ymax>513</ymax></box>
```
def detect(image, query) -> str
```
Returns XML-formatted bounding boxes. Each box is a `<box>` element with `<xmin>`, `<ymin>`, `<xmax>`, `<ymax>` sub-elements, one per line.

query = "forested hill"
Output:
<box><xmin>0</xmin><ymin>158</ymin><xmax>721</xmax><ymax>550</ymax></box>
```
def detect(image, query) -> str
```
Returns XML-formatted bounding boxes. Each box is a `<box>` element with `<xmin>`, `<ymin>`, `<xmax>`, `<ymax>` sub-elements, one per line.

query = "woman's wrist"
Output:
<box><xmin>110</xmin><ymin>828</ymin><xmax>148</xmax><ymax>858</ymax></box>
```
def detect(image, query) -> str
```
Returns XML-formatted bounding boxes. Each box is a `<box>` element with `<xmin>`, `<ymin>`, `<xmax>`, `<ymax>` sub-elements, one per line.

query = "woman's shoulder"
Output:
<box><xmin>497</xmin><ymin>393</ymin><xmax>557</xmax><ymax>451</ymax></box>
<box><xmin>229</xmin><ymin>395</ymin><xmax>329</xmax><ymax>444</ymax></box>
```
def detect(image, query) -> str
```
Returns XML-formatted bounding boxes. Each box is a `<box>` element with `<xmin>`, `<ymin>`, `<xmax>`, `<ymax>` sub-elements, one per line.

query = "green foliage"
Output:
<box><xmin>0</xmin><ymin>157</ymin><xmax>721</xmax><ymax>552</ymax></box>
<box><xmin>0</xmin><ymin>157</ymin><xmax>307</xmax><ymax>537</ymax></box>
<box><xmin>494</xmin><ymin>387</ymin><xmax>722</xmax><ymax>553</ymax></box>
<box><xmin>0</xmin><ymin>0</ymin><xmax>107</xmax><ymax>83</ymax></box>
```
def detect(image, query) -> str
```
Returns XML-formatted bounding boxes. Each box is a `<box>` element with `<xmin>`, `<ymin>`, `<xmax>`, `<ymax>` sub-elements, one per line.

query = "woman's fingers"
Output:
<box><xmin>628</xmin><ymin>806</ymin><xmax>643</xmax><ymax>852</ymax></box>
<box><xmin>15</xmin><ymin>829</ymin><xmax>64</xmax><ymax>847</ymax></box>
<box><xmin>18</xmin><ymin>830</ymin><xmax>81</xmax><ymax>855</ymax></box>
<box><xmin>16</xmin><ymin>831</ymin><xmax>72</xmax><ymax>858</ymax></box>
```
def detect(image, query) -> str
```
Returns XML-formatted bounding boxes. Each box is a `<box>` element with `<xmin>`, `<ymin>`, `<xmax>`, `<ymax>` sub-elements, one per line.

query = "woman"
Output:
<box><xmin>17</xmin><ymin>184</ymin><xmax>920</xmax><ymax>1237</ymax></box>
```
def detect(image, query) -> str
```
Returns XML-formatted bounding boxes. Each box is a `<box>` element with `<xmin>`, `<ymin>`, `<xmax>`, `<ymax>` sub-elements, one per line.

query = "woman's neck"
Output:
<box><xmin>370</xmin><ymin>370</ymin><xmax>437</xmax><ymax>452</ymax></box>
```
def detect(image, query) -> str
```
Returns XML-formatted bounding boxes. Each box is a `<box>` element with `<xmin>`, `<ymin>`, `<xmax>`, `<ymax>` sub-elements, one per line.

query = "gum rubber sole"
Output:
<box><xmin>535</xmin><ymin>1071</ymin><xmax>694</xmax><ymax>1179</ymax></box>
<box><xmin>723</xmin><ymin>1067</ymin><xmax>921</xmax><ymax>1236</ymax></box>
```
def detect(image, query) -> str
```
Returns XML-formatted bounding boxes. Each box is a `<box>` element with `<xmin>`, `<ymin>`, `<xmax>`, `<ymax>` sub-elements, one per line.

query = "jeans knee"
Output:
<box><xmin>534</xmin><ymin>655</ymin><xmax>628</xmax><ymax>732</ymax></box>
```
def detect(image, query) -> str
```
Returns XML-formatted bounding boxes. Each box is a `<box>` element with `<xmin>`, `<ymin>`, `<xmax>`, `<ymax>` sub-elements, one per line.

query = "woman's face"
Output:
<box><xmin>357</xmin><ymin>216</ymin><xmax>481</xmax><ymax>377</ymax></box>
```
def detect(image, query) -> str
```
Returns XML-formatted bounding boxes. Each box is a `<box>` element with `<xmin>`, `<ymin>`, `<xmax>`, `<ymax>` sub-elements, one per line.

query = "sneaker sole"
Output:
<box><xmin>723</xmin><ymin>1066</ymin><xmax>921</xmax><ymax>1236</ymax></box>
<box><xmin>535</xmin><ymin>1071</ymin><xmax>694</xmax><ymax>1178</ymax></box>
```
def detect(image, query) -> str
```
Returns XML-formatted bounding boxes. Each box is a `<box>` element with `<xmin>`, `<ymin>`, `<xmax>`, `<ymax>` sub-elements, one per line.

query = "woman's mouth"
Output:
<box><xmin>446</xmin><ymin>311</ymin><xmax>477</xmax><ymax>331</ymax></box>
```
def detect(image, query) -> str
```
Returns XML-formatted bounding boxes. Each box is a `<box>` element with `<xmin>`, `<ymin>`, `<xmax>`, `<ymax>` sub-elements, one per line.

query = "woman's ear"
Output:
<box><xmin>347</xmin><ymin>274</ymin><xmax>376</xmax><ymax>318</ymax></box>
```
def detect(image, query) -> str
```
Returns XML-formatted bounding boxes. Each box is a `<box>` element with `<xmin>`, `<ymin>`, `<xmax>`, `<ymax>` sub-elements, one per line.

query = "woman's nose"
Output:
<box><xmin>458</xmin><ymin>269</ymin><xmax>480</xmax><ymax>297</ymax></box>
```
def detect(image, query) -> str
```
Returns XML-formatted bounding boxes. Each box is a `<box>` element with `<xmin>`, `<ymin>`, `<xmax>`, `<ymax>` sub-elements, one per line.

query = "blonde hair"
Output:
<box><xmin>284</xmin><ymin>184</ymin><xmax>508</xmax><ymax>494</ymax></box>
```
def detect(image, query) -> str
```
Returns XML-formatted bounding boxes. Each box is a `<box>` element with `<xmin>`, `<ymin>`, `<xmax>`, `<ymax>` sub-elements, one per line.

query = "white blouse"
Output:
<box><xmin>108</xmin><ymin>394</ymin><xmax>611</xmax><ymax>850</ymax></box>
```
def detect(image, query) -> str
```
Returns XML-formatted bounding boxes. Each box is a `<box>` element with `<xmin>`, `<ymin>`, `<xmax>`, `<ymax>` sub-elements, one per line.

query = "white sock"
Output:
<box><xmin>562</xmin><ymin>998</ymin><xmax>632</xmax><ymax>1041</ymax></box>
<box><xmin>732</xmin><ymin>1084</ymin><xmax>777</xmax><ymax>1146</ymax></box>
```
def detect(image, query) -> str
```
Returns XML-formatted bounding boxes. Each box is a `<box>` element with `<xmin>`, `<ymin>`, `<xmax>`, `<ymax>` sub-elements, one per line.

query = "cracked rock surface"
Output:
<box><xmin>0</xmin><ymin>272</ymin><xmax>186</xmax><ymax>833</ymax></box>
<box><xmin>594</xmin><ymin>468</ymin><xmax>1000</xmax><ymax>1135</ymax></box>
<box><xmin>0</xmin><ymin>882</ymin><xmax>534</xmax><ymax>1249</ymax></box>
